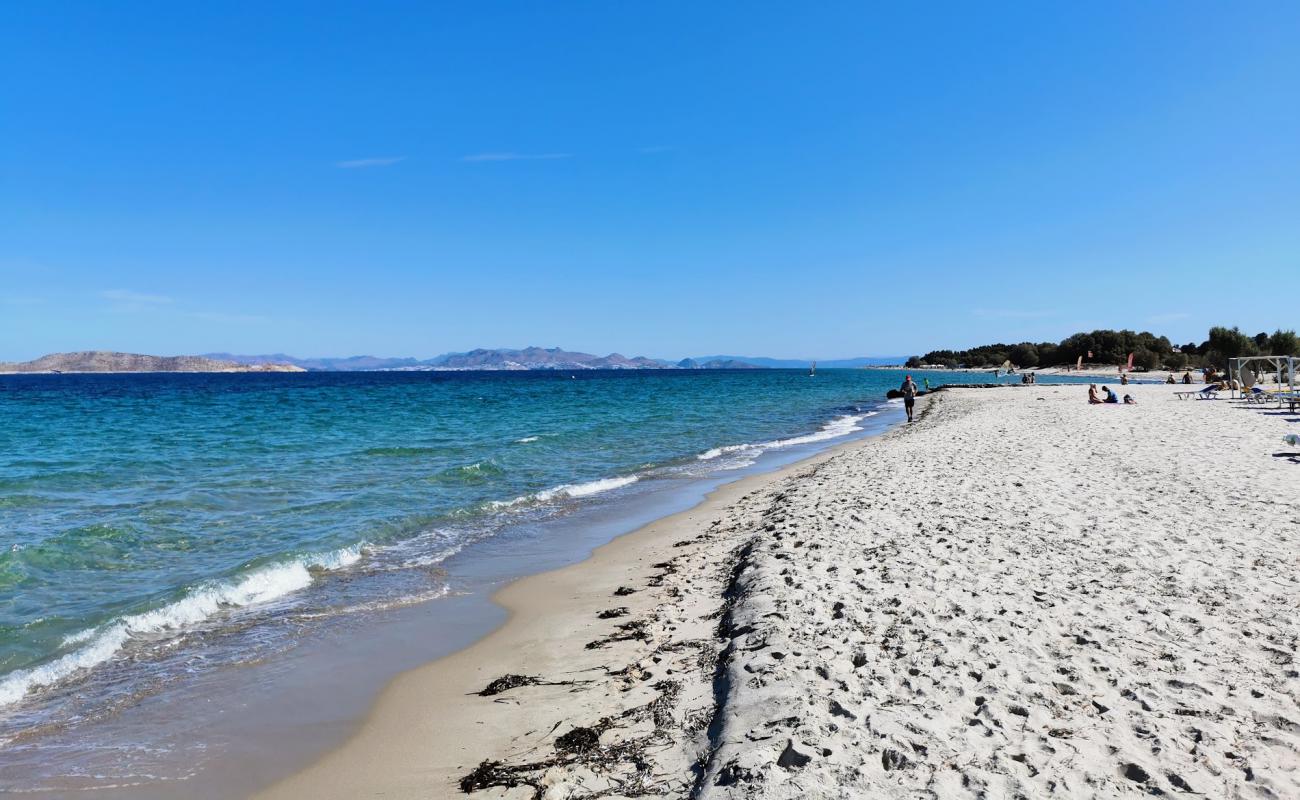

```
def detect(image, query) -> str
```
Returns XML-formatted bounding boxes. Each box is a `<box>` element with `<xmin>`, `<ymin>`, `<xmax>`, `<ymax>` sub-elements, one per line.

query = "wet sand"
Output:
<box><xmin>259</xmin><ymin>385</ymin><xmax>1300</xmax><ymax>799</ymax></box>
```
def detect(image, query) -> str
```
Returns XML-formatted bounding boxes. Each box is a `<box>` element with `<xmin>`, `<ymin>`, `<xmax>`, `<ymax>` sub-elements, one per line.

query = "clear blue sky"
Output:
<box><xmin>2</xmin><ymin>2</ymin><xmax>1297</xmax><ymax>361</ymax></box>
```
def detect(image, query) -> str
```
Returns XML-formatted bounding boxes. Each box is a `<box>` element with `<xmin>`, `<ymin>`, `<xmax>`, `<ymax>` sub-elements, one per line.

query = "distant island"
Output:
<box><xmin>204</xmin><ymin>348</ymin><xmax>905</xmax><ymax>372</ymax></box>
<box><xmin>203</xmin><ymin>347</ymin><xmax>766</xmax><ymax>372</ymax></box>
<box><xmin>0</xmin><ymin>352</ymin><xmax>306</xmax><ymax>374</ymax></box>
<box><xmin>1</xmin><ymin>348</ymin><xmax>908</xmax><ymax>374</ymax></box>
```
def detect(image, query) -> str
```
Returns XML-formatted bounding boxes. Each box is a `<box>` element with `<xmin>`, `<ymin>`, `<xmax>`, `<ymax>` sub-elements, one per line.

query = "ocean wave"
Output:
<box><xmin>427</xmin><ymin>460</ymin><xmax>504</xmax><ymax>485</ymax></box>
<box><xmin>537</xmin><ymin>475</ymin><xmax>639</xmax><ymax>500</ymax></box>
<box><xmin>0</xmin><ymin>546</ymin><xmax>363</xmax><ymax>709</ymax></box>
<box><xmin>514</xmin><ymin>436</ymin><xmax>540</xmax><ymax>444</ymax></box>
<box><xmin>697</xmin><ymin>443</ymin><xmax>757</xmax><ymax>461</ymax></box>
<box><xmin>487</xmin><ymin>473</ymin><xmax>642</xmax><ymax>512</ymax></box>
<box><xmin>695</xmin><ymin>411</ymin><xmax>877</xmax><ymax>466</ymax></box>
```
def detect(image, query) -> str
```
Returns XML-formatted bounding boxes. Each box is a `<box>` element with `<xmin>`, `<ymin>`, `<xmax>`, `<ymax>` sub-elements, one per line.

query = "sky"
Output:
<box><xmin>2</xmin><ymin>1</ymin><xmax>1298</xmax><ymax>361</ymax></box>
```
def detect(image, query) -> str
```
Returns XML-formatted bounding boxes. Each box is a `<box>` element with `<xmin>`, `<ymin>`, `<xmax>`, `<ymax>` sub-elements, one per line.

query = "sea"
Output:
<box><xmin>0</xmin><ymin>368</ymin><xmax>1093</xmax><ymax>795</ymax></box>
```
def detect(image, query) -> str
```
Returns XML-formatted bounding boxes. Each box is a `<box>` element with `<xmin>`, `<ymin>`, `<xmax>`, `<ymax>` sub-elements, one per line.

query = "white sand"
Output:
<box><xmin>260</xmin><ymin>385</ymin><xmax>1300</xmax><ymax>799</ymax></box>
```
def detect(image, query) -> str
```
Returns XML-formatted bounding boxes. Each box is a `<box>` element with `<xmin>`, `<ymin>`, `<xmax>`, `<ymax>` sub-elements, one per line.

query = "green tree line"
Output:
<box><xmin>906</xmin><ymin>326</ymin><xmax>1300</xmax><ymax>371</ymax></box>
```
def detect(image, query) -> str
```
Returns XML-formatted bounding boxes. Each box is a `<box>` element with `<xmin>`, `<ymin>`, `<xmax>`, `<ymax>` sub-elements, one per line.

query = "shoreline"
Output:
<box><xmin>254</xmin><ymin>402</ymin><xmax>919</xmax><ymax>799</ymax></box>
<box><xmin>0</xmin><ymin>378</ymin><xmax>909</xmax><ymax>797</ymax></box>
<box><xmin>259</xmin><ymin>384</ymin><xmax>1299</xmax><ymax>798</ymax></box>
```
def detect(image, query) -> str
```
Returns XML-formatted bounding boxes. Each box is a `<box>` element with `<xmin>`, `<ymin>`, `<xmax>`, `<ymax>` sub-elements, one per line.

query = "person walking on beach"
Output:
<box><xmin>900</xmin><ymin>375</ymin><xmax>919</xmax><ymax>423</ymax></box>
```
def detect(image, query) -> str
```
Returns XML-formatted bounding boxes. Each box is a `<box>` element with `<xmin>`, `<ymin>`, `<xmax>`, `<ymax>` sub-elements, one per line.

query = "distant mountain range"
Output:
<box><xmin>204</xmin><ymin>348</ymin><xmax>904</xmax><ymax>372</ymax></box>
<box><xmin>0</xmin><ymin>351</ymin><xmax>305</xmax><ymax>374</ymax></box>
<box><xmin>1</xmin><ymin>348</ymin><xmax>905</xmax><ymax>374</ymax></box>
<box><xmin>205</xmin><ymin>348</ymin><xmax>771</xmax><ymax>371</ymax></box>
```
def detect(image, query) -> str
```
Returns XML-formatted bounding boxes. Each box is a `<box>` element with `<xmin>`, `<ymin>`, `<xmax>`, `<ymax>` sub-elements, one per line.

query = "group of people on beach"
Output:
<box><xmin>1088</xmin><ymin>384</ymin><xmax>1136</xmax><ymax>405</ymax></box>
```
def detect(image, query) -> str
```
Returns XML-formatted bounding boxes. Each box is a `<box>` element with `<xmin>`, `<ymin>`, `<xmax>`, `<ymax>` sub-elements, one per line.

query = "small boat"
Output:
<box><xmin>809</xmin><ymin>361</ymin><xmax>816</xmax><ymax>377</ymax></box>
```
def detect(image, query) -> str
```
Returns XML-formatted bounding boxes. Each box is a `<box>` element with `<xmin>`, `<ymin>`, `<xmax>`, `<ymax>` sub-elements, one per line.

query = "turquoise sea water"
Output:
<box><xmin>0</xmin><ymin>368</ymin><xmax>1087</xmax><ymax>742</ymax></box>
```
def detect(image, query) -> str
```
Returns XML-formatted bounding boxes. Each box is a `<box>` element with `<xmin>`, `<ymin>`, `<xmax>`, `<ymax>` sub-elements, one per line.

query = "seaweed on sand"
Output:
<box><xmin>458</xmin><ymin>680</ymin><xmax>684</xmax><ymax>798</ymax></box>
<box><xmin>476</xmin><ymin>674</ymin><xmax>585</xmax><ymax>696</ymax></box>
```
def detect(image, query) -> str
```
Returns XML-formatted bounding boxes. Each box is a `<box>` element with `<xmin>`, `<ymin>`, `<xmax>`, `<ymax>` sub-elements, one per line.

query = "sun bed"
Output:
<box><xmin>1174</xmin><ymin>386</ymin><xmax>1218</xmax><ymax>400</ymax></box>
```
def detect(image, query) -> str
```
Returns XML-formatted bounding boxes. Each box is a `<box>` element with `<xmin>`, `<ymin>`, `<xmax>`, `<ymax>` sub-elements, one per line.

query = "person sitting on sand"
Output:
<box><xmin>1183</xmin><ymin>371</ymin><xmax>1193</xmax><ymax>384</ymax></box>
<box><xmin>900</xmin><ymin>375</ymin><xmax>919</xmax><ymax>423</ymax></box>
<box><xmin>1103</xmin><ymin>386</ymin><xmax>1119</xmax><ymax>404</ymax></box>
<box><xmin>1088</xmin><ymin>384</ymin><xmax>1103</xmax><ymax>404</ymax></box>
<box><xmin>1120</xmin><ymin>373</ymin><xmax>1129</xmax><ymax>386</ymax></box>
<box><xmin>1166</xmin><ymin>373</ymin><xmax>1176</xmax><ymax>384</ymax></box>
<box><xmin>1123</xmin><ymin>394</ymin><xmax>1137</xmax><ymax>405</ymax></box>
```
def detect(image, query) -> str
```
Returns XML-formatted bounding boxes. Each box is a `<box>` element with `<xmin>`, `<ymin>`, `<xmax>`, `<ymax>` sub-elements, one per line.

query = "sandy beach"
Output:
<box><xmin>258</xmin><ymin>384</ymin><xmax>1299</xmax><ymax>799</ymax></box>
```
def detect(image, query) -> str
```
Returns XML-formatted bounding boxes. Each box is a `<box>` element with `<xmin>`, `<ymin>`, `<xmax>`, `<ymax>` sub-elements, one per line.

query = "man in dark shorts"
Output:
<box><xmin>900</xmin><ymin>375</ymin><xmax>919</xmax><ymax>422</ymax></box>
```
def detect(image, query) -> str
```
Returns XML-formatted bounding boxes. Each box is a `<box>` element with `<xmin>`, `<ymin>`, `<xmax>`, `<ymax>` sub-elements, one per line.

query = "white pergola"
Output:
<box><xmin>1227</xmin><ymin>355</ymin><xmax>1298</xmax><ymax>398</ymax></box>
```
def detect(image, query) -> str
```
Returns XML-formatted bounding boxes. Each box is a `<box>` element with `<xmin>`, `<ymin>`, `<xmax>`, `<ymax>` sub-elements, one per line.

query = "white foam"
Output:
<box><xmin>0</xmin><ymin>545</ymin><xmax>363</xmax><ymax>708</ymax></box>
<box><xmin>515</xmin><ymin>436</ymin><xmax>540</xmax><ymax>443</ymax></box>
<box><xmin>487</xmin><ymin>474</ymin><xmax>642</xmax><ymax>511</ymax></box>
<box><xmin>761</xmin><ymin>413</ymin><xmax>867</xmax><ymax>449</ymax></box>
<box><xmin>696</xmin><ymin>412</ymin><xmax>875</xmax><ymax>467</ymax></box>
<box><xmin>486</xmin><ymin>494</ymin><xmax>531</xmax><ymax>511</ymax></box>
<box><xmin>697</xmin><ymin>443</ymin><xmax>759</xmax><ymax>461</ymax></box>
<box><xmin>537</xmin><ymin>475</ymin><xmax>639</xmax><ymax>500</ymax></box>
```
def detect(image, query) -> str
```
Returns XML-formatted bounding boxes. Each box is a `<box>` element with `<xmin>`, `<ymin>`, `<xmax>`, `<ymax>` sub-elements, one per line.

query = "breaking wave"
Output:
<box><xmin>697</xmin><ymin>411</ymin><xmax>877</xmax><ymax>464</ymax></box>
<box><xmin>0</xmin><ymin>546</ymin><xmax>363</xmax><ymax>708</ymax></box>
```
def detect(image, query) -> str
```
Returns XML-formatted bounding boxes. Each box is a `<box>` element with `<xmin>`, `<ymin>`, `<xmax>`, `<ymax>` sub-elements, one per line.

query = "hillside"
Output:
<box><xmin>0</xmin><ymin>351</ymin><xmax>305</xmax><ymax>374</ymax></box>
<box><xmin>212</xmin><ymin>347</ymin><xmax>773</xmax><ymax>371</ymax></box>
<box><xmin>430</xmin><ymin>347</ymin><xmax>665</xmax><ymax>370</ymax></box>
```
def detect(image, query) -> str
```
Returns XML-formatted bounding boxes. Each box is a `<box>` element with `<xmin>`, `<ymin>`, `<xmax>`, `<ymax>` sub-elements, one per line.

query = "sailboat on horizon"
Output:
<box><xmin>809</xmin><ymin>361</ymin><xmax>816</xmax><ymax>377</ymax></box>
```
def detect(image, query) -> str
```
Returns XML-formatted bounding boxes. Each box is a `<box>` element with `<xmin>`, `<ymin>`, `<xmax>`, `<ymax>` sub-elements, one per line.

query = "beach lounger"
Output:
<box><xmin>1174</xmin><ymin>386</ymin><xmax>1218</xmax><ymax>400</ymax></box>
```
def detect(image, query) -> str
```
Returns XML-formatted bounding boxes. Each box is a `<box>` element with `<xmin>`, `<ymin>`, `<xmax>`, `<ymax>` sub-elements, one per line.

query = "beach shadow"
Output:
<box><xmin>1271</xmin><ymin>452</ymin><xmax>1300</xmax><ymax>464</ymax></box>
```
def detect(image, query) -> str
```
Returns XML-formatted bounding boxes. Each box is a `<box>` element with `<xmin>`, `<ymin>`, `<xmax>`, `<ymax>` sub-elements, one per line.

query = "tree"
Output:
<box><xmin>1036</xmin><ymin>342</ymin><xmax>1060</xmax><ymax>366</ymax></box>
<box><xmin>1008</xmin><ymin>342</ymin><xmax>1039</xmax><ymax>368</ymax></box>
<box><xmin>1267</xmin><ymin>329</ymin><xmax>1300</xmax><ymax>356</ymax></box>
<box><xmin>1058</xmin><ymin>333</ymin><xmax>1094</xmax><ymax>365</ymax></box>
<box><xmin>1131</xmin><ymin>347</ymin><xmax>1160</xmax><ymax>371</ymax></box>
<box><xmin>905</xmin><ymin>356</ymin><xmax>923</xmax><ymax>368</ymax></box>
<box><xmin>1163</xmin><ymin>351</ymin><xmax>1188</xmax><ymax>371</ymax></box>
<box><xmin>1203</xmin><ymin>326</ymin><xmax>1258</xmax><ymax>367</ymax></box>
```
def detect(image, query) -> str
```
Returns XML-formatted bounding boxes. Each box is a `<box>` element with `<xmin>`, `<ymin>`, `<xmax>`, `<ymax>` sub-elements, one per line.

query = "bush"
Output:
<box><xmin>1163</xmin><ymin>352</ymin><xmax>1188</xmax><ymax>371</ymax></box>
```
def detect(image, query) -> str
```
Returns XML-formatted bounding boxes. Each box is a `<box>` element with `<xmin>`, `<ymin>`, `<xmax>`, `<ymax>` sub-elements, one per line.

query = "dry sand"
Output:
<box><xmin>258</xmin><ymin>385</ymin><xmax>1299</xmax><ymax>799</ymax></box>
